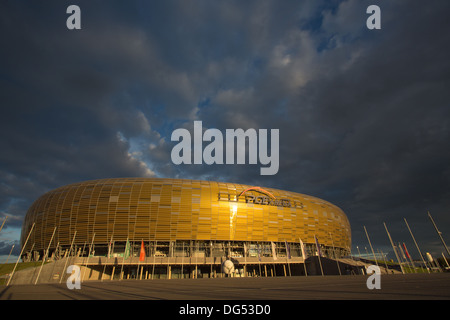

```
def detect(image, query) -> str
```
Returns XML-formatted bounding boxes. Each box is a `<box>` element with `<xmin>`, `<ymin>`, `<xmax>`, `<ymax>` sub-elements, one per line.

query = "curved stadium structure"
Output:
<box><xmin>20</xmin><ymin>178</ymin><xmax>351</xmax><ymax>279</ymax></box>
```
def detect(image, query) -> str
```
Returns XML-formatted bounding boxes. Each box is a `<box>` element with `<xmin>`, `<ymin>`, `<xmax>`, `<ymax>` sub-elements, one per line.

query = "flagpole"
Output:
<box><xmin>299</xmin><ymin>239</ymin><xmax>308</xmax><ymax>276</ymax></box>
<box><xmin>428</xmin><ymin>212</ymin><xmax>450</xmax><ymax>257</ymax></box>
<box><xmin>137</xmin><ymin>239</ymin><xmax>142</xmax><ymax>280</ymax></box>
<box><xmin>144</xmin><ymin>240</ymin><xmax>148</xmax><ymax>279</ymax></box>
<box><xmin>29</xmin><ymin>242</ymin><xmax>35</xmax><ymax>261</ymax></box>
<box><xmin>285</xmin><ymin>241</ymin><xmax>291</xmax><ymax>276</ymax></box>
<box><xmin>271</xmin><ymin>241</ymin><xmax>277</xmax><ymax>261</ymax></box>
<box><xmin>195</xmin><ymin>241</ymin><xmax>199</xmax><ymax>279</ymax></box>
<box><xmin>404</xmin><ymin>218</ymin><xmax>429</xmax><ymax>273</ymax></box>
<box><xmin>7</xmin><ymin>223</ymin><xmax>35</xmax><ymax>286</ymax></box>
<box><xmin>80</xmin><ymin>241</ymin><xmax>86</xmax><ymax>265</ymax></box>
<box><xmin>329</xmin><ymin>233</ymin><xmax>341</xmax><ymax>275</ymax></box>
<box><xmin>397</xmin><ymin>242</ymin><xmax>410</xmax><ymax>272</ymax></box>
<box><xmin>60</xmin><ymin>231</ymin><xmax>77</xmax><ymax>283</ymax></box>
<box><xmin>151</xmin><ymin>240</ymin><xmax>157</xmax><ymax>279</ymax></box>
<box><xmin>35</xmin><ymin>226</ymin><xmax>57</xmax><ymax>284</ymax></box>
<box><xmin>383</xmin><ymin>222</ymin><xmax>404</xmax><ymax>274</ymax></box>
<box><xmin>258</xmin><ymin>243</ymin><xmax>262</xmax><ymax>277</ymax></box>
<box><xmin>102</xmin><ymin>235</ymin><xmax>113</xmax><ymax>281</ymax></box>
<box><xmin>0</xmin><ymin>216</ymin><xmax>7</xmax><ymax>233</ymax></box>
<box><xmin>6</xmin><ymin>244</ymin><xmax>15</xmax><ymax>264</ymax></box>
<box><xmin>442</xmin><ymin>253</ymin><xmax>450</xmax><ymax>269</ymax></box>
<box><xmin>121</xmin><ymin>238</ymin><xmax>128</xmax><ymax>280</ymax></box>
<box><xmin>168</xmin><ymin>241</ymin><xmax>172</xmax><ymax>280</ymax></box>
<box><xmin>403</xmin><ymin>242</ymin><xmax>416</xmax><ymax>272</ymax></box>
<box><xmin>181</xmin><ymin>241</ymin><xmax>184</xmax><ymax>279</ymax></box>
<box><xmin>364</xmin><ymin>226</ymin><xmax>379</xmax><ymax>267</ymax></box>
<box><xmin>356</xmin><ymin>246</ymin><xmax>361</xmax><ymax>259</ymax></box>
<box><xmin>107</xmin><ymin>235</ymin><xmax>113</xmax><ymax>258</ymax></box>
<box><xmin>137</xmin><ymin>240</ymin><xmax>141</xmax><ymax>280</ymax></box>
<box><xmin>244</xmin><ymin>242</ymin><xmax>247</xmax><ymax>277</ymax></box>
<box><xmin>55</xmin><ymin>241</ymin><xmax>60</xmax><ymax>260</ymax></box>
<box><xmin>314</xmin><ymin>235</ymin><xmax>324</xmax><ymax>276</ymax></box>
<box><xmin>82</xmin><ymin>233</ymin><xmax>95</xmax><ymax>282</ymax></box>
<box><xmin>379</xmin><ymin>249</ymin><xmax>390</xmax><ymax>274</ymax></box>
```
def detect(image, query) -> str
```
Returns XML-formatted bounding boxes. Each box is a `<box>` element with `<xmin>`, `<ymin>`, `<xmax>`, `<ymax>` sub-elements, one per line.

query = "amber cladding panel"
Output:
<box><xmin>21</xmin><ymin>178</ymin><xmax>351</xmax><ymax>253</ymax></box>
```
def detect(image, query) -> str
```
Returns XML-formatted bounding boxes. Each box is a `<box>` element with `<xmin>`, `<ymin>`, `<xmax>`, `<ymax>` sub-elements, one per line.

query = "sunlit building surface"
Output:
<box><xmin>21</xmin><ymin>178</ymin><xmax>351</xmax><ymax>279</ymax></box>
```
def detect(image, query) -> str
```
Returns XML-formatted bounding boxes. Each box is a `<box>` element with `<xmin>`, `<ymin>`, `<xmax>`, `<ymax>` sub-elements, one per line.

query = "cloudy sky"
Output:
<box><xmin>1</xmin><ymin>0</ymin><xmax>449</xmax><ymax>262</ymax></box>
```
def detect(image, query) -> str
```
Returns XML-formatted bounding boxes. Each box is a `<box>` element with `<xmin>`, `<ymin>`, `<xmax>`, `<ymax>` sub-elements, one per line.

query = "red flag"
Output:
<box><xmin>402</xmin><ymin>243</ymin><xmax>411</xmax><ymax>259</ymax></box>
<box><xmin>139</xmin><ymin>240</ymin><xmax>146</xmax><ymax>261</ymax></box>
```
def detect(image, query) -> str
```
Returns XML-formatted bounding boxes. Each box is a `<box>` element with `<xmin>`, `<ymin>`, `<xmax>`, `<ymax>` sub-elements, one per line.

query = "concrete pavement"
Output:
<box><xmin>1</xmin><ymin>273</ymin><xmax>449</xmax><ymax>300</ymax></box>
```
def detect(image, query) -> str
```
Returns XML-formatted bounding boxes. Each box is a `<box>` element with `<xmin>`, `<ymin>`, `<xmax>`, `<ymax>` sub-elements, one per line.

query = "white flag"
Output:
<box><xmin>300</xmin><ymin>238</ymin><xmax>307</xmax><ymax>259</ymax></box>
<box><xmin>271</xmin><ymin>241</ymin><xmax>277</xmax><ymax>260</ymax></box>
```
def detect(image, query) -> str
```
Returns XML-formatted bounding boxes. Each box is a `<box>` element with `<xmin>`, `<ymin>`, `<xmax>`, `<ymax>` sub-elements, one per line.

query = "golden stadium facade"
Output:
<box><xmin>20</xmin><ymin>178</ymin><xmax>351</xmax><ymax>279</ymax></box>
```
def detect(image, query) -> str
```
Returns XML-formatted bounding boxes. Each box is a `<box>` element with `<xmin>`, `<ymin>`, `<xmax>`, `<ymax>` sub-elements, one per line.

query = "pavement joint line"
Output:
<box><xmin>2</xmin><ymin>273</ymin><xmax>450</xmax><ymax>300</ymax></box>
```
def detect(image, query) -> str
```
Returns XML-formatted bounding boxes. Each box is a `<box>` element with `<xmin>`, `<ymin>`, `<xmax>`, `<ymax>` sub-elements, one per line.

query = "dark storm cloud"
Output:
<box><xmin>1</xmin><ymin>0</ymin><xmax>449</xmax><ymax>260</ymax></box>
<box><xmin>0</xmin><ymin>1</ymin><xmax>159</xmax><ymax>233</ymax></box>
<box><xmin>297</xmin><ymin>0</ymin><xmax>450</xmax><ymax>251</ymax></box>
<box><xmin>0</xmin><ymin>240</ymin><xmax>20</xmax><ymax>257</ymax></box>
<box><xmin>147</xmin><ymin>0</ymin><xmax>450</xmax><ymax>255</ymax></box>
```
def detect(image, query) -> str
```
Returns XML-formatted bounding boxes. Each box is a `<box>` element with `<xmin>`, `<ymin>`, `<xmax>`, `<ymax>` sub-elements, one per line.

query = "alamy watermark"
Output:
<box><xmin>366</xmin><ymin>5</ymin><xmax>381</xmax><ymax>30</ymax></box>
<box><xmin>171</xmin><ymin>121</ymin><xmax>279</xmax><ymax>175</ymax></box>
<box><xmin>66</xmin><ymin>5</ymin><xmax>380</xmax><ymax>31</ymax></box>
<box><xmin>366</xmin><ymin>265</ymin><xmax>381</xmax><ymax>290</ymax></box>
<box><xmin>66</xmin><ymin>5</ymin><xmax>81</xmax><ymax>30</ymax></box>
<box><xmin>66</xmin><ymin>265</ymin><xmax>81</xmax><ymax>290</ymax></box>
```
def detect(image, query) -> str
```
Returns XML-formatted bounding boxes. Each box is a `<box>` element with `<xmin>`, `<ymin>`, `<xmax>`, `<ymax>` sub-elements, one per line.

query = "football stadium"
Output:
<box><xmin>19</xmin><ymin>178</ymin><xmax>352</xmax><ymax>281</ymax></box>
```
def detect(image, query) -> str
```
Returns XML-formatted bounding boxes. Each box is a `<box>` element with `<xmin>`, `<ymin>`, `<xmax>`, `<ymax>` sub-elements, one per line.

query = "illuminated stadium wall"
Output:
<box><xmin>20</xmin><ymin>178</ymin><xmax>351</xmax><ymax>278</ymax></box>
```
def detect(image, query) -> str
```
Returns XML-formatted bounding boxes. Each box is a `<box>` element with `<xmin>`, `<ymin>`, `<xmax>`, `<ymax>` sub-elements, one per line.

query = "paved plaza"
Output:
<box><xmin>1</xmin><ymin>273</ymin><xmax>449</xmax><ymax>300</ymax></box>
